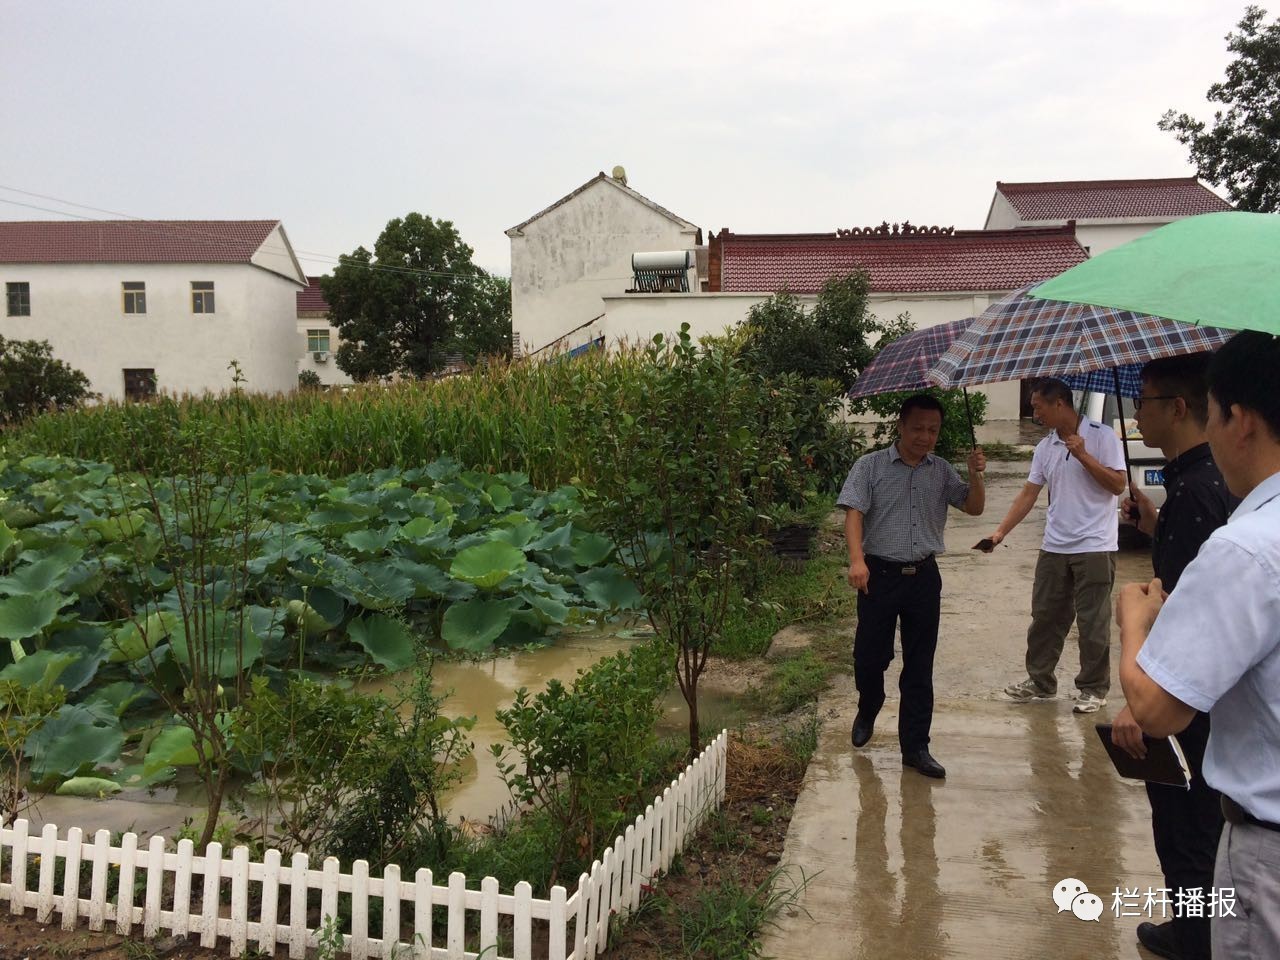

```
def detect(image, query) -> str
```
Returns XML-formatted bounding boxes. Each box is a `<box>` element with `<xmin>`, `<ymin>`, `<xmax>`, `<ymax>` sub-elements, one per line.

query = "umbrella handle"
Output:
<box><xmin>963</xmin><ymin>387</ymin><xmax>976</xmax><ymax>449</ymax></box>
<box><xmin>1113</xmin><ymin>369</ymin><xmax>1137</xmax><ymax>503</ymax></box>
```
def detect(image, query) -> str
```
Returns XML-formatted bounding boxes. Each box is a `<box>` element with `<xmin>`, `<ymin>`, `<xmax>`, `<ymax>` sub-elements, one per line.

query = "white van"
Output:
<box><xmin>1082</xmin><ymin>391</ymin><xmax>1163</xmax><ymax>548</ymax></box>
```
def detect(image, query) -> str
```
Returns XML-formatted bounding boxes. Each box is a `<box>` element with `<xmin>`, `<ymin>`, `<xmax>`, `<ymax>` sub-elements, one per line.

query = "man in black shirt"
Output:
<box><xmin>1113</xmin><ymin>353</ymin><xmax>1239</xmax><ymax>960</ymax></box>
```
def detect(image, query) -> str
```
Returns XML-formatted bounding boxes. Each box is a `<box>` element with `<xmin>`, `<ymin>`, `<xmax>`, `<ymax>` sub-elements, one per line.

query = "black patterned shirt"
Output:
<box><xmin>1153</xmin><ymin>443</ymin><xmax>1239</xmax><ymax>592</ymax></box>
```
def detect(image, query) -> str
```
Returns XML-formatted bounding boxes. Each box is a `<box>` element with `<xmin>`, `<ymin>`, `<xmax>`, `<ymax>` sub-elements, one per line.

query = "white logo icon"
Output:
<box><xmin>1053</xmin><ymin>878</ymin><xmax>1104</xmax><ymax>921</ymax></box>
<box><xmin>1072</xmin><ymin>892</ymin><xmax>1104</xmax><ymax>921</ymax></box>
<box><xmin>1054</xmin><ymin>878</ymin><xmax>1088</xmax><ymax>913</ymax></box>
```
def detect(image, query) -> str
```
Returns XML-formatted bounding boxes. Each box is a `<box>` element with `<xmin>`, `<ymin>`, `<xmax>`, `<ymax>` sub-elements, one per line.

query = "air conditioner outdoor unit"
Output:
<box><xmin>313</xmin><ymin>351</ymin><xmax>328</xmax><ymax>363</ymax></box>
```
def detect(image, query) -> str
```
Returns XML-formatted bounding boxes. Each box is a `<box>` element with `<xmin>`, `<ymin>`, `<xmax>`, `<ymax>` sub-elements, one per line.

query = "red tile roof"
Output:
<box><xmin>714</xmin><ymin>225</ymin><xmax>1087</xmax><ymax>294</ymax></box>
<box><xmin>297</xmin><ymin>276</ymin><xmax>330</xmax><ymax>315</ymax></box>
<box><xmin>996</xmin><ymin>178</ymin><xmax>1231</xmax><ymax>221</ymax></box>
<box><xmin>0</xmin><ymin>219</ymin><xmax>281</xmax><ymax>264</ymax></box>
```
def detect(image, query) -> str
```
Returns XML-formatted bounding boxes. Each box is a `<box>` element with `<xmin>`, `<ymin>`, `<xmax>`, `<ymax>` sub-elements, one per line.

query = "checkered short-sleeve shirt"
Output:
<box><xmin>836</xmin><ymin>444</ymin><xmax>969</xmax><ymax>562</ymax></box>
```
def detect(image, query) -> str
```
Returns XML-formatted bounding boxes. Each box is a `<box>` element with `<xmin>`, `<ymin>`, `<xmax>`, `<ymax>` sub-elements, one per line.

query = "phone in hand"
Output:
<box><xmin>972</xmin><ymin>538</ymin><xmax>996</xmax><ymax>553</ymax></box>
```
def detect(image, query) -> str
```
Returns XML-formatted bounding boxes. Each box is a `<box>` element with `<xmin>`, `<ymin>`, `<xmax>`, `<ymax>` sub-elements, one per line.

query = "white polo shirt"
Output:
<box><xmin>1027</xmin><ymin>416</ymin><xmax>1126</xmax><ymax>553</ymax></box>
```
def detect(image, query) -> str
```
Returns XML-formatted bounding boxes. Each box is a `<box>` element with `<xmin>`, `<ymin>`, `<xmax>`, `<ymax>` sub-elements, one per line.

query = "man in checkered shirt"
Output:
<box><xmin>837</xmin><ymin>394</ymin><xmax>986</xmax><ymax>779</ymax></box>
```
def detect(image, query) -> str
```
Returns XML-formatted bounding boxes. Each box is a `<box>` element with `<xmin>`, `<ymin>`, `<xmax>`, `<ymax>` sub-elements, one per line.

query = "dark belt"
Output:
<box><xmin>1222</xmin><ymin>795</ymin><xmax>1280</xmax><ymax>833</ymax></box>
<box><xmin>866</xmin><ymin>554</ymin><xmax>936</xmax><ymax>576</ymax></box>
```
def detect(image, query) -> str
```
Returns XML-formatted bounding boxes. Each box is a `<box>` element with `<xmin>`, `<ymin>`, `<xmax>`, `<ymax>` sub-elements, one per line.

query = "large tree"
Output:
<box><xmin>320</xmin><ymin>213</ymin><xmax>508</xmax><ymax>380</ymax></box>
<box><xmin>1159</xmin><ymin>5</ymin><xmax>1280</xmax><ymax>212</ymax></box>
<box><xmin>452</xmin><ymin>274</ymin><xmax>512</xmax><ymax>363</ymax></box>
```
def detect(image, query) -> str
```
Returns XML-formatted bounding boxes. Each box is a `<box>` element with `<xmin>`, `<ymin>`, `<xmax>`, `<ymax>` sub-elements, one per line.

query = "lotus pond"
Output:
<box><xmin>0</xmin><ymin>454</ymin><xmax>641</xmax><ymax>806</ymax></box>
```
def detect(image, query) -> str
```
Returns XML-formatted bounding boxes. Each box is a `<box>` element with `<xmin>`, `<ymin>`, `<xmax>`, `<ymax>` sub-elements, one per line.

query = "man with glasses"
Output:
<box><xmin>1112</xmin><ymin>353</ymin><xmax>1237</xmax><ymax>960</ymax></box>
<box><xmin>1118</xmin><ymin>331</ymin><xmax>1280</xmax><ymax>957</ymax></box>
<box><xmin>985</xmin><ymin>378</ymin><xmax>1127</xmax><ymax>713</ymax></box>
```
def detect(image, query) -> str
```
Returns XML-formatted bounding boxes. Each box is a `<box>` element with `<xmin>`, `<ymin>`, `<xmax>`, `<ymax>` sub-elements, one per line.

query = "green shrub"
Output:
<box><xmin>493</xmin><ymin>641</ymin><xmax>671</xmax><ymax>886</ymax></box>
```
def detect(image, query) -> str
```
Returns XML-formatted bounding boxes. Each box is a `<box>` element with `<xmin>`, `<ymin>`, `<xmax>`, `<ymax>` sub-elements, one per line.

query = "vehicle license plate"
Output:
<box><xmin>1144</xmin><ymin>469</ymin><xmax>1165</xmax><ymax>485</ymax></box>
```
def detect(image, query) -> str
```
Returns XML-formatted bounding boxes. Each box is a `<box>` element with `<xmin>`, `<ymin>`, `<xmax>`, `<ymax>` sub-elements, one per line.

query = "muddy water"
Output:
<box><xmin>31</xmin><ymin>626</ymin><xmax>644</xmax><ymax>840</ymax></box>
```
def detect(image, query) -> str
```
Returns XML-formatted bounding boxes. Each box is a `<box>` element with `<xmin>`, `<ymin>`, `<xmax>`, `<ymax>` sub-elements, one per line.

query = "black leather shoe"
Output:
<box><xmin>902</xmin><ymin>750</ymin><xmax>946</xmax><ymax>779</ymax></box>
<box><xmin>851</xmin><ymin>711</ymin><xmax>875</xmax><ymax>748</ymax></box>
<box><xmin>1136</xmin><ymin>920</ymin><xmax>1181</xmax><ymax>960</ymax></box>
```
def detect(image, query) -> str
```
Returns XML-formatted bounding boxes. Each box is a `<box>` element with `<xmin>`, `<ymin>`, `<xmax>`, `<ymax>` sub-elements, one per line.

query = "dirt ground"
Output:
<box><xmin>0</xmin><ymin>917</ymin><xmax>226</xmax><ymax>960</ymax></box>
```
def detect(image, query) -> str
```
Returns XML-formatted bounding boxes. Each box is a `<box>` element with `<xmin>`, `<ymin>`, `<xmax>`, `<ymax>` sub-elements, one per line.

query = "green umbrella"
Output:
<box><xmin>1030</xmin><ymin>211</ymin><xmax>1280</xmax><ymax>334</ymax></box>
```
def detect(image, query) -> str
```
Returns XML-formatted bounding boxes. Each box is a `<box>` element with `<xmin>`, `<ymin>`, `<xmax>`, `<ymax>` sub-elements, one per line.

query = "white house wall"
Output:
<box><xmin>601</xmin><ymin>291</ymin><xmax>1021</xmax><ymax>419</ymax></box>
<box><xmin>1072</xmin><ymin>221</ymin><xmax>1168</xmax><ymax>255</ymax></box>
<box><xmin>251</xmin><ymin>225</ymin><xmax>308</xmax><ymax>284</ymax></box>
<box><xmin>983</xmin><ymin>193</ymin><xmax>1023</xmax><ymax>230</ymax></box>
<box><xmin>296</xmin><ymin>320</ymin><xmax>353</xmax><ymax>386</ymax></box>
<box><xmin>0</xmin><ymin>262</ymin><xmax>302</xmax><ymax>400</ymax></box>
<box><xmin>510</xmin><ymin>180</ymin><xmax>699</xmax><ymax>356</ymax></box>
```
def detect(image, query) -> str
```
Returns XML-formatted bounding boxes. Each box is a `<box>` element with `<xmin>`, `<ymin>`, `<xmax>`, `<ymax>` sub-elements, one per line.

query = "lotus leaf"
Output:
<box><xmin>0</xmin><ymin>519</ymin><xmax>16</xmax><ymax>562</ymax></box>
<box><xmin>86</xmin><ymin>511</ymin><xmax>151</xmax><ymax>543</ymax></box>
<box><xmin>441</xmin><ymin>598</ymin><xmax>513</xmax><ymax>652</ymax></box>
<box><xmin>528</xmin><ymin>523</ymin><xmax>573</xmax><ymax>551</ymax></box>
<box><xmin>24</xmin><ymin>703</ymin><xmax>125</xmax><ymax>780</ymax></box>
<box><xmin>46</xmin><ymin>630</ymin><xmax>109</xmax><ymax>692</ymax></box>
<box><xmin>108</xmin><ymin>611</ymin><xmax>180</xmax><ymax>663</ymax></box>
<box><xmin>0</xmin><ymin>550</ymin><xmax>86</xmax><ymax>596</ymax></box>
<box><xmin>343</xmin><ymin>525</ymin><xmax>400</xmax><ymax>555</ymax></box>
<box><xmin>169</xmin><ymin>608</ymin><xmax>264</xmax><ymax>678</ymax></box>
<box><xmin>450</xmin><ymin>541</ymin><xmax>526</xmax><ymax>589</ymax></box>
<box><xmin>346</xmin><ymin>615</ymin><xmax>416</xmax><ymax>671</ymax></box>
<box><xmin>0</xmin><ymin>591</ymin><xmax>69</xmax><ymax>641</ymax></box>
<box><xmin>143</xmin><ymin>724</ymin><xmax>199</xmax><ymax>772</ymax></box>
<box><xmin>575</xmin><ymin>567</ymin><xmax>644</xmax><ymax>610</ymax></box>
<box><xmin>490</xmin><ymin>522</ymin><xmax>541</xmax><ymax>549</ymax></box>
<box><xmin>0</xmin><ymin>649</ymin><xmax>78</xmax><ymax>691</ymax></box>
<box><xmin>571</xmin><ymin>533</ymin><xmax>615</xmax><ymax>567</ymax></box>
<box><xmin>56</xmin><ymin>776</ymin><xmax>123</xmax><ymax>798</ymax></box>
<box><xmin>284</xmin><ymin>599</ymin><xmax>332</xmax><ymax>638</ymax></box>
<box><xmin>485</xmin><ymin>484</ymin><xmax>513</xmax><ymax>511</ymax></box>
<box><xmin>86</xmin><ymin>681</ymin><xmax>151</xmax><ymax>716</ymax></box>
<box><xmin>522</xmin><ymin>592</ymin><xmax>570</xmax><ymax>624</ymax></box>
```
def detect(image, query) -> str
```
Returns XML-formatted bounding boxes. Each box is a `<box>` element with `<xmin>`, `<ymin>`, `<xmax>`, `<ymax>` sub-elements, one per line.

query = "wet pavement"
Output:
<box><xmin>763</xmin><ymin>468</ymin><xmax>1166</xmax><ymax>960</ymax></box>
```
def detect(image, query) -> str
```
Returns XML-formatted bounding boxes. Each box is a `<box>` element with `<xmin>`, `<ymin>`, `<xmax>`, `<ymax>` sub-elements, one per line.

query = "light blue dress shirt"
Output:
<box><xmin>1138</xmin><ymin>469</ymin><xmax>1280</xmax><ymax>821</ymax></box>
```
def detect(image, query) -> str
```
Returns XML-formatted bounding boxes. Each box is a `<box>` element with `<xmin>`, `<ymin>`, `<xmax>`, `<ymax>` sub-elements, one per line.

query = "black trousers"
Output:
<box><xmin>853</xmin><ymin>556</ymin><xmax>942</xmax><ymax>755</ymax></box>
<box><xmin>1146</xmin><ymin>710</ymin><xmax>1222</xmax><ymax>960</ymax></box>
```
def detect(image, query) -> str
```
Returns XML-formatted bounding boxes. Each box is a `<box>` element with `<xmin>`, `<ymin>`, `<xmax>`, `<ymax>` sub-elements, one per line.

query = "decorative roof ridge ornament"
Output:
<box><xmin>836</xmin><ymin>222</ymin><xmax>956</xmax><ymax>238</ymax></box>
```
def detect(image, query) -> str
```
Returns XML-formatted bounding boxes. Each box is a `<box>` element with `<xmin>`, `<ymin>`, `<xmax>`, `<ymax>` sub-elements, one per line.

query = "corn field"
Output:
<box><xmin>5</xmin><ymin>352</ymin><xmax>659</xmax><ymax>489</ymax></box>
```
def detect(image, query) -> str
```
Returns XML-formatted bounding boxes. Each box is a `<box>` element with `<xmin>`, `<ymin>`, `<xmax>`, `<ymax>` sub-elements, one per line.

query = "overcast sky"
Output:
<box><xmin>1</xmin><ymin>1</ymin><xmax>1251</xmax><ymax>276</ymax></box>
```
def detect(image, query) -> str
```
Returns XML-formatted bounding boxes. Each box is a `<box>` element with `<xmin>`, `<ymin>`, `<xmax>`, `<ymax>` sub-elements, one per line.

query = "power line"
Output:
<box><xmin>0</xmin><ymin>186</ymin><xmax>516</xmax><ymax>285</ymax></box>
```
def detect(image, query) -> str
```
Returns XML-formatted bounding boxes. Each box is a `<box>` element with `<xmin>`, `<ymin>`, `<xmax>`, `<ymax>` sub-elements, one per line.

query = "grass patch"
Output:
<box><xmin>760</xmin><ymin>651</ymin><xmax>830</xmax><ymax>713</ymax></box>
<box><xmin>719</xmin><ymin>549</ymin><xmax>855</xmax><ymax>660</ymax></box>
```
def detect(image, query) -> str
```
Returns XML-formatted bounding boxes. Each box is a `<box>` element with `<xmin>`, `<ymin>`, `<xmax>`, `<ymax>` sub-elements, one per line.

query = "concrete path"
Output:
<box><xmin>762</xmin><ymin>468</ymin><xmax>1168</xmax><ymax>960</ymax></box>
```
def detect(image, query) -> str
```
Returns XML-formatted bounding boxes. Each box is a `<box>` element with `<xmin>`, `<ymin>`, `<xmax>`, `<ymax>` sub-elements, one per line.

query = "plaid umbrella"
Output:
<box><xmin>849</xmin><ymin>317</ymin><xmax>974</xmax><ymax>398</ymax></box>
<box><xmin>926</xmin><ymin>289</ymin><xmax>1233</xmax><ymax>390</ymax></box>
<box><xmin>849</xmin><ymin>316</ymin><xmax>980</xmax><ymax>448</ymax></box>
<box><xmin>1061</xmin><ymin>364</ymin><xmax>1143</xmax><ymax>398</ymax></box>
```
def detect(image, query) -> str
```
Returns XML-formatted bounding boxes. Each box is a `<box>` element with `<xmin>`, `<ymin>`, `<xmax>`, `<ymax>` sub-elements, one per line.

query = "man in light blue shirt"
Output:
<box><xmin>1118</xmin><ymin>331</ymin><xmax>1280</xmax><ymax>958</ymax></box>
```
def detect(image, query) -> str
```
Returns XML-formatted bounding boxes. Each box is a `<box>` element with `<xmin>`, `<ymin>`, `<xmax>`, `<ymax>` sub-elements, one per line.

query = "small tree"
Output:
<box><xmin>739</xmin><ymin>272</ymin><xmax>884</xmax><ymax>392</ymax></box>
<box><xmin>572</xmin><ymin>328</ymin><xmax>795</xmax><ymax>758</ymax></box>
<box><xmin>0</xmin><ymin>336</ymin><xmax>95</xmax><ymax>423</ymax></box>
<box><xmin>1159</xmin><ymin>5</ymin><xmax>1280</xmax><ymax>212</ymax></box>
<box><xmin>321</xmin><ymin>213</ymin><xmax>498</xmax><ymax>380</ymax></box>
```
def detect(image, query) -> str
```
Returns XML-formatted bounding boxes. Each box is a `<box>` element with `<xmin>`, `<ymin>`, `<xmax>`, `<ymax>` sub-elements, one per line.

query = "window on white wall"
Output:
<box><xmin>307</xmin><ymin>329</ymin><xmax>331</xmax><ymax>352</ymax></box>
<box><xmin>122</xmin><ymin>282</ymin><xmax>146</xmax><ymax>314</ymax></box>
<box><xmin>5</xmin><ymin>282</ymin><xmax>30</xmax><ymax>316</ymax></box>
<box><xmin>191</xmin><ymin>281</ymin><xmax>215</xmax><ymax>313</ymax></box>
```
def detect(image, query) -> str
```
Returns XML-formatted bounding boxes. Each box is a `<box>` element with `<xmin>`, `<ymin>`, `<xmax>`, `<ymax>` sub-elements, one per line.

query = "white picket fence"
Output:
<box><xmin>0</xmin><ymin>730</ymin><xmax>727</xmax><ymax>959</ymax></box>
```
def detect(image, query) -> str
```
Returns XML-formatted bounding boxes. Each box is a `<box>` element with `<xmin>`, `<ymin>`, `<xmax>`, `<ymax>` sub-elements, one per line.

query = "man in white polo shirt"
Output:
<box><xmin>984</xmin><ymin>378</ymin><xmax>1127</xmax><ymax>713</ymax></box>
